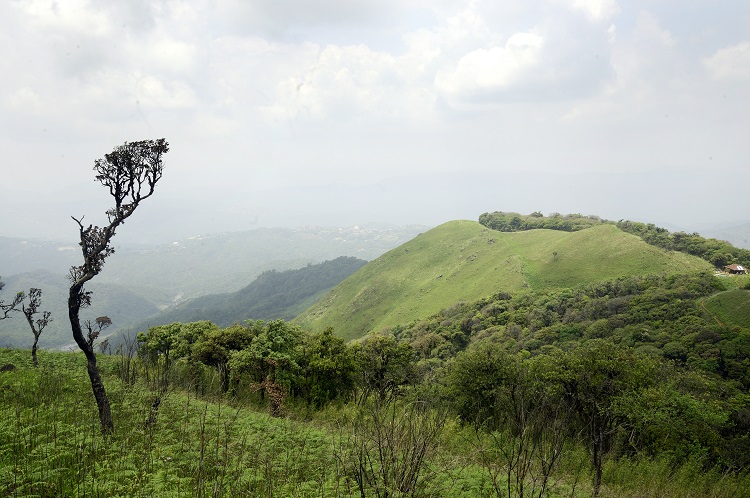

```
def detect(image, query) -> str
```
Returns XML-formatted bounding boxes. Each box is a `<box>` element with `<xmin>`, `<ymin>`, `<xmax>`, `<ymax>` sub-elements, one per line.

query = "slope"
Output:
<box><xmin>128</xmin><ymin>256</ymin><xmax>367</xmax><ymax>330</ymax></box>
<box><xmin>295</xmin><ymin>220</ymin><xmax>714</xmax><ymax>340</ymax></box>
<box><xmin>704</xmin><ymin>288</ymin><xmax>750</xmax><ymax>328</ymax></box>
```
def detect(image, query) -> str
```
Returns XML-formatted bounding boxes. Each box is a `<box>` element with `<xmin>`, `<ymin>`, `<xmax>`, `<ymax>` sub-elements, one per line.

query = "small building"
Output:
<box><xmin>724</xmin><ymin>264</ymin><xmax>748</xmax><ymax>274</ymax></box>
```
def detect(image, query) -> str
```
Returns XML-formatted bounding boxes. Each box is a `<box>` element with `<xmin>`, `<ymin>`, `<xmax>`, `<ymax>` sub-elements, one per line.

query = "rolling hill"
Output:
<box><xmin>295</xmin><ymin>220</ymin><xmax>715</xmax><ymax>340</ymax></box>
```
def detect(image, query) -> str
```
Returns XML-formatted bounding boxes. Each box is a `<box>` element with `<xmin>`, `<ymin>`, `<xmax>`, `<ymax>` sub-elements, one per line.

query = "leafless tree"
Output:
<box><xmin>20</xmin><ymin>288</ymin><xmax>52</xmax><ymax>367</ymax></box>
<box><xmin>68</xmin><ymin>138</ymin><xmax>169</xmax><ymax>435</ymax></box>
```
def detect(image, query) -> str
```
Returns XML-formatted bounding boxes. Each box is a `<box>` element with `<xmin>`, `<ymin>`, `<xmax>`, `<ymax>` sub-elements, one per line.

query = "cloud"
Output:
<box><xmin>215</xmin><ymin>0</ymin><xmax>398</xmax><ymax>38</ymax></box>
<box><xmin>568</xmin><ymin>0</ymin><xmax>619</xmax><ymax>22</ymax></box>
<box><xmin>704</xmin><ymin>41</ymin><xmax>750</xmax><ymax>81</ymax></box>
<box><xmin>435</xmin><ymin>33</ymin><xmax>544</xmax><ymax>99</ymax></box>
<box><xmin>1</xmin><ymin>0</ymin><xmax>749</xmax><ymax>243</ymax></box>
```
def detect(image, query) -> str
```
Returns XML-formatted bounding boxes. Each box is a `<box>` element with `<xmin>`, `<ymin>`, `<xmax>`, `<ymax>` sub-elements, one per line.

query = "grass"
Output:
<box><xmin>704</xmin><ymin>288</ymin><xmax>750</xmax><ymax>328</ymax></box>
<box><xmin>296</xmin><ymin>221</ymin><xmax>713</xmax><ymax>340</ymax></box>
<box><xmin>0</xmin><ymin>350</ymin><xmax>343</xmax><ymax>497</ymax></box>
<box><xmin>0</xmin><ymin>348</ymin><xmax>747</xmax><ymax>497</ymax></box>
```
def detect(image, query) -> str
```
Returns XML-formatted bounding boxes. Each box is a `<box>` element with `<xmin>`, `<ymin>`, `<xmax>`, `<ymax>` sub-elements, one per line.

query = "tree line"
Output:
<box><xmin>479</xmin><ymin>211</ymin><xmax>750</xmax><ymax>268</ymax></box>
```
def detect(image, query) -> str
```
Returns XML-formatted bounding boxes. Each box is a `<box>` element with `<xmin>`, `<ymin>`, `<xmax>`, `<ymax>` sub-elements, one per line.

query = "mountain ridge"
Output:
<box><xmin>295</xmin><ymin>221</ymin><xmax>714</xmax><ymax>340</ymax></box>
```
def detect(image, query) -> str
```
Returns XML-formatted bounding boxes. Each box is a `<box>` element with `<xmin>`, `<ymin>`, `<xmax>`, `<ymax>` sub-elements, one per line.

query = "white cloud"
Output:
<box><xmin>215</xmin><ymin>0</ymin><xmax>398</xmax><ymax>37</ymax></box>
<box><xmin>134</xmin><ymin>75</ymin><xmax>199</xmax><ymax>110</ymax></box>
<box><xmin>569</xmin><ymin>0</ymin><xmax>619</xmax><ymax>22</ymax></box>
<box><xmin>137</xmin><ymin>36</ymin><xmax>198</xmax><ymax>74</ymax></box>
<box><xmin>435</xmin><ymin>32</ymin><xmax>544</xmax><ymax>98</ymax></box>
<box><xmin>1</xmin><ymin>0</ymin><xmax>749</xmax><ymax>242</ymax></box>
<box><xmin>22</xmin><ymin>0</ymin><xmax>114</xmax><ymax>37</ymax></box>
<box><xmin>5</xmin><ymin>88</ymin><xmax>44</xmax><ymax>113</ymax></box>
<box><xmin>704</xmin><ymin>41</ymin><xmax>750</xmax><ymax>81</ymax></box>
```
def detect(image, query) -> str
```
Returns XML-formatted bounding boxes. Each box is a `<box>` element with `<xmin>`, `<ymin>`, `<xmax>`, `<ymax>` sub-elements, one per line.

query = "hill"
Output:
<box><xmin>295</xmin><ymin>220</ymin><xmax>714</xmax><ymax>340</ymax></box>
<box><xmin>128</xmin><ymin>256</ymin><xmax>367</xmax><ymax>331</ymax></box>
<box><xmin>704</xmin><ymin>287</ymin><xmax>750</xmax><ymax>329</ymax></box>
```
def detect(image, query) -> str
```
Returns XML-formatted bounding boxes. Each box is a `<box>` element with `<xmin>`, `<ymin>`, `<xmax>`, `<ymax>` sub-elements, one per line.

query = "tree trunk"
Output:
<box><xmin>85</xmin><ymin>349</ymin><xmax>114</xmax><ymax>434</ymax></box>
<box><xmin>31</xmin><ymin>340</ymin><xmax>39</xmax><ymax>368</ymax></box>
<box><xmin>592</xmin><ymin>434</ymin><xmax>602</xmax><ymax>498</ymax></box>
<box><xmin>69</xmin><ymin>284</ymin><xmax>114</xmax><ymax>435</ymax></box>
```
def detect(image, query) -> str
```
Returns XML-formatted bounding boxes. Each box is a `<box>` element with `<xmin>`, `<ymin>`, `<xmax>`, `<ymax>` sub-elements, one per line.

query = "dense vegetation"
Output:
<box><xmin>3</xmin><ymin>280</ymin><xmax>749</xmax><ymax>496</ymax></box>
<box><xmin>478</xmin><ymin>211</ymin><xmax>605</xmax><ymax>233</ymax></box>
<box><xmin>614</xmin><ymin>220</ymin><xmax>750</xmax><ymax>268</ymax></box>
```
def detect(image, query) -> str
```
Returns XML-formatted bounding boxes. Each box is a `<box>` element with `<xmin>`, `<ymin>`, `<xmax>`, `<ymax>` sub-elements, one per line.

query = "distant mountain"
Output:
<box><xmin>700</xmin><ymin>221</ymin><xmax>750</xmax><ymax>250</ymax></box>
<box><xmin>128</xmin><ymin>256</ymin><xmax>367</xmax><ymax>331</ymax></box>
<box><xmin>0</xmin><ymin>270</ymin><xmax>160</xmax><ymax>349</ymax></box>
<box><xmin>295</xmin><ymin>221</ymin><xmax>714</xmax><ymax>340</ymax></box>
<box><xmin>0</xmin><ymin>236</ymin><xmax>80</xmax><ymax>275</ymax></box>
<box><xmin>0</xmin><ymin>225</ymin><xmax>427</xmax><ymax>308</ymax></box>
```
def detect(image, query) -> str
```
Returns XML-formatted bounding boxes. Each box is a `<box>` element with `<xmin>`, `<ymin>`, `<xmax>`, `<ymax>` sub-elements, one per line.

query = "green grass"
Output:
<box><xmin>704</xmin><ymin>289</ymin><xmax>750</xmax><ymax>328</ymax></box>
<box><xmin>0</xmin><ymin>350</ymin><xmax>347</xmax><ymax>497</ymax></box>
<box><xmin>295</xmin><ymin>221</ymin><xmax>713</xmax><ymax>340</ymax></box>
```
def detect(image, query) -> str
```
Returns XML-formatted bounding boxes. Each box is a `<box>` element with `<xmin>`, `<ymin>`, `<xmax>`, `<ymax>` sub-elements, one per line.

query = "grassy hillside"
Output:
<box><xmin>704</xmin><ymin>288</ymin><xmax>750</xmax><ymax>328</ymax></box>
<box><xmin>296</xmin><ymin>221</ymin><xmax>713</xmax><ymax>340</ymax></box>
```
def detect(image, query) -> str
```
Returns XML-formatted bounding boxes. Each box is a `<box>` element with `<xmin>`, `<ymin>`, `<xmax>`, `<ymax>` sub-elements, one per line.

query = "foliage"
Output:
<box><xmin>479</xmin><ymin>211</ymin><xmax>604</xmax><ymax>232</ymax></box>
<box><xmin>191</xmin><ymin>323</ymin><xmax>254</xmax><ymax>393</ymax></box>
<box><xmin>294</xmin><ymin>327</ymin><xmax>356</xmax><ymax>408</ymax></box>
<box><xmin>351</xmin><ymin>334</ymin><xmax>419</xmax><ymax>403</ymax></box>
<box><xmin>336</xmin><ymin>395</ymin><xmax>447</xmax><ymax>497</ymax></box>
<box><xmin>614</xmin><ymin>220</ymin><xmax>750</xmax><ymax>268</ymax></box>
<box><xmin>20</xmin><ymin>287</ymin><xmax>52</xmax><ymax>367</ymax></box>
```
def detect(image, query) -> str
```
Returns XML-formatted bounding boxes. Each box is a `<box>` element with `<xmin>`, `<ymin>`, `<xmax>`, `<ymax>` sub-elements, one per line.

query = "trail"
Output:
<box><xmin>699</xmin><ymin>295</ymin><xmax>725</xmax><ymax>328</ymax></box>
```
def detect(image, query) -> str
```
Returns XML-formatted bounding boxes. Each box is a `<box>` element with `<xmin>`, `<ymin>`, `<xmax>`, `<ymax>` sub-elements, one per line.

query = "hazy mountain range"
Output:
<box><xmin>0</xmin><ymin>225</ymin><xmax>426</xmax><ymax>348</ymax></box>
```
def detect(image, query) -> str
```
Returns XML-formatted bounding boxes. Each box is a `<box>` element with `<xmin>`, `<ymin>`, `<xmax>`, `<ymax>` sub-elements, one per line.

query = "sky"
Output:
<box><xmin>1</xmin><ymin>0</ymin><xmax>749</xmax><ymax>244</ymax></box>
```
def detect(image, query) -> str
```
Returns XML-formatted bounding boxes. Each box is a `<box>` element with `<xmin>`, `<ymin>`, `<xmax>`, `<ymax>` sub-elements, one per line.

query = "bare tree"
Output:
<box><xmin>20</xmin><ymin>288</ymin><xmax>52</xmax><ymax>368</ymax></box>
<box><xmin>0</xmin><ymin>277</ymin><xmax>24</xmax><ymax>320</ymax></box>
<box><xmin>68</xmin><ymin>138</ymin><xmax>169</xmax><ymax>435</ymax></box>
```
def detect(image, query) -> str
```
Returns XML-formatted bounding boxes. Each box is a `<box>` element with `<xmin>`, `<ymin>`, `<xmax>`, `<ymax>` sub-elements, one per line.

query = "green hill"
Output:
<box><xmin>704</xmin><ymin>288</ymin><xmax>750</xmax><ymax>328</ymax></box>
<box><xmin>295</xmin><ymin>220</ymin><xmax>714</xmax><ymax>340</ymax></box>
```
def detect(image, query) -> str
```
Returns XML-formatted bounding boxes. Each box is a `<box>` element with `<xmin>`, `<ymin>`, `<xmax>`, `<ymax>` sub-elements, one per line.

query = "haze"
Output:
<box><xmin>2</xmin><ymin>0</ymin><xmax>748</xmax><ymax>245</ymax></box>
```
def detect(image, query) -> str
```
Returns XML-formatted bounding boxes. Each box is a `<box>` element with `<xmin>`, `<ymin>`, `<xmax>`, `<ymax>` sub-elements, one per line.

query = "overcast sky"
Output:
<box><xmin>2</xmin><ymin>0</ymin><xmax>748</xmax><ymax>244</ymax></box>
